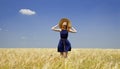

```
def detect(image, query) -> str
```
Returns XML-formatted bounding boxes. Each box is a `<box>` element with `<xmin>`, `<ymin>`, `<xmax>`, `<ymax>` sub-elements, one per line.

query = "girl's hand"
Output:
<box><xmin>67</xmin><ymin>27</ymin><xmax>71</xmax><ymax>31</ymax></box>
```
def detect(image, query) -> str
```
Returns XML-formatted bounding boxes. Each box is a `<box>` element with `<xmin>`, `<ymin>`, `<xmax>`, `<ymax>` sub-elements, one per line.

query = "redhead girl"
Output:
<box><xmin>51</xmin><ymin>18</ymin><xmax>77</xmax><ymax>58</ymax></box>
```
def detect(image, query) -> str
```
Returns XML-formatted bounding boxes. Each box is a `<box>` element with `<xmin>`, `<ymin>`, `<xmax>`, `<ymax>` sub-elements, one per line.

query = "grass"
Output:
<box><xmin>0</xmin><ymin>48</ymin><xmax>120</xmax><ymax>69</ymax></box>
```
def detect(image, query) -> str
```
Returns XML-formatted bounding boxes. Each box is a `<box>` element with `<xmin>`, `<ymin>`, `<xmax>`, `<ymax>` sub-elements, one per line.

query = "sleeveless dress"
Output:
<box><xmin>58</xmin><ymin>30</ymin><xmax>71</xmax><ymax>52</ymax></box>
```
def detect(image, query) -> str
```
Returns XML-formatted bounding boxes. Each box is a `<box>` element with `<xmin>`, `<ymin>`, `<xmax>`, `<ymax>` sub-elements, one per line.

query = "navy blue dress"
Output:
<box><xmin>58</xmin><ymin>30</ymin><xmax>71</xmax><ymax>52</ymax></box>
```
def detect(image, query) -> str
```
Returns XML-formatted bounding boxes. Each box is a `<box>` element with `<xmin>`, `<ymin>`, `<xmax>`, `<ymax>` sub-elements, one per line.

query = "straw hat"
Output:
<box><xmin>58</xmin><ymin>18</ymin><xmax>72</xmax><ymax>29</ymax></box>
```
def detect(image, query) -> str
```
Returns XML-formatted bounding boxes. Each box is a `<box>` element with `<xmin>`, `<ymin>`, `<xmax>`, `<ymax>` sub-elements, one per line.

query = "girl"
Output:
<box><xmin>51</xmin><ymin>18</ymin><xmax>77</xmax><ymax>58</ymax></box>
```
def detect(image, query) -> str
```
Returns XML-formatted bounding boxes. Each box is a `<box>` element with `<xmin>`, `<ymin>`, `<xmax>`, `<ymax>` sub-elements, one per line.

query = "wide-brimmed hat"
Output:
<box><xmin>58</xmin><ymin>18</ymin><xmax>72</xmax><ymax>29</ymax></box>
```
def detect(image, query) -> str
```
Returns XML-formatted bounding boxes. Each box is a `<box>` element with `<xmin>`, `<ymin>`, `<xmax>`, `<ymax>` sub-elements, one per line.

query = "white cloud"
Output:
<box><xmin>21</xmin><ymin>36</ymin><xmax>27</xmax><ymax>39</ymax></box>
<box><xmin>0</xmin><ymin>28</ymin><xmax>2</xmax><ymax>31</ymax></box>
<box><xmin>0</xmin><ymin>28</ymin><xmax>8</xmax><ymax>32</ymax></box>
<box><xmin>5</xmin><ymin>30</ymin><xmax>8</xmax><ymax>32</ymax></box>
<box><xmin>19</xmin><ymin>9</ymin><xmax>36</xmax><ymax>15</ymax></box>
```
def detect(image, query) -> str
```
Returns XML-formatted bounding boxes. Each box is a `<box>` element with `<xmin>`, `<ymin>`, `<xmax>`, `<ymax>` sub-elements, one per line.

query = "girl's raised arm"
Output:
<box><xmin>51</xmin><ymin>24</ymin><xmax>61</xmax><ymax>32</ymax></box>
<box><xmin>69</xmin><ymin>27</ymin><xmax>77</xmax><ymax>33</ymax></box>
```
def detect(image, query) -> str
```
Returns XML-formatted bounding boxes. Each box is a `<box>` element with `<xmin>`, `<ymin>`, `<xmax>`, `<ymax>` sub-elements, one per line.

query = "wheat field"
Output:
<box><xmin>0</xmin><ymin>48</ymin><xmax>120</xmax><ymax>69</ymax></box>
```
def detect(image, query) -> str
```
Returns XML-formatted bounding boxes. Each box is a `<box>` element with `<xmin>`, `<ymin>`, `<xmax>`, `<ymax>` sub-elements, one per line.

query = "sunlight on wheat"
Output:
<box><xmin>0</xmin><ymin>48</ymin><xmax>120</xmax><ymax>69</ymax></box>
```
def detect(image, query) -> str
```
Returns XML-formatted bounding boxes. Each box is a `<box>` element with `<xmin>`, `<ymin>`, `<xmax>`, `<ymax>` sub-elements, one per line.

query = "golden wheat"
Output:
<box><xmin>0</xmin><ymin>48</ymin><xmax>120</xmax><ymax>69</ymax></box>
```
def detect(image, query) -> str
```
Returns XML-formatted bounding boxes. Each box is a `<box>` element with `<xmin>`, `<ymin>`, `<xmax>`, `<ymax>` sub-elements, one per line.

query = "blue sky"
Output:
<box><xmin>0</xmin><ymin>0</ymin><xmax>120</xmax><ymax>48</ymax></box>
